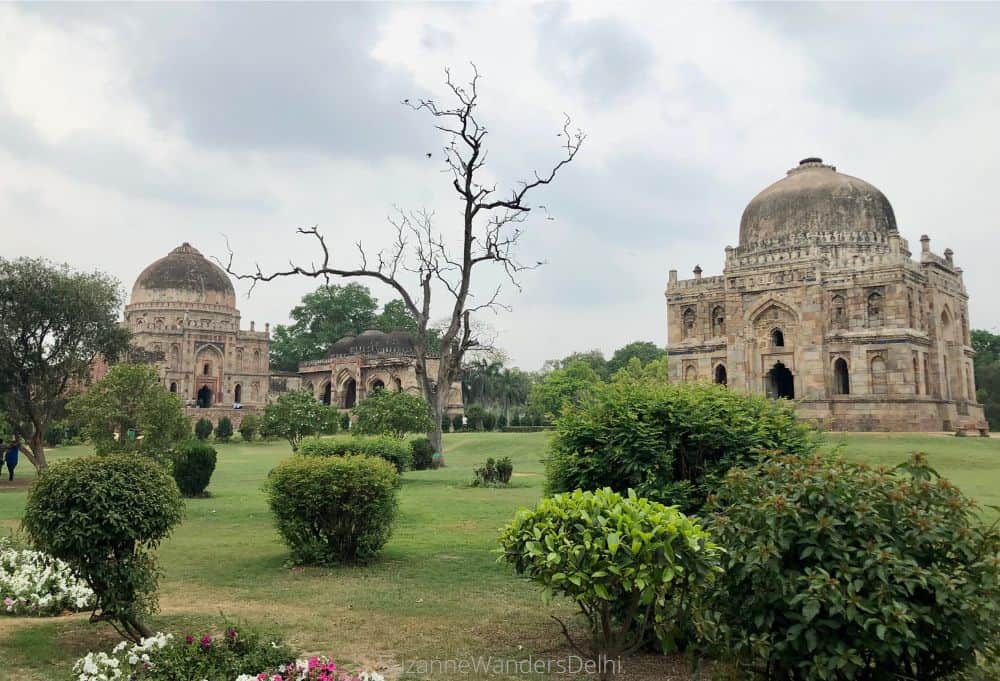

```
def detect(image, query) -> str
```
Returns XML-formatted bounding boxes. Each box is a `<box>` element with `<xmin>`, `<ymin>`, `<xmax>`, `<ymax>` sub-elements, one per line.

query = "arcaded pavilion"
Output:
<box><xmin>665</xmin><ymin>158</ymin><xmax>987</xmax><ymax>433</ymax></box>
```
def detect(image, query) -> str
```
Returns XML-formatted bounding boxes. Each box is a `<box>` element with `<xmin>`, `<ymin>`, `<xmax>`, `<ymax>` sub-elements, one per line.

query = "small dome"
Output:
<box><xmin>328</xmin><ymin>329</ymin><xmax>416</xmax><ymax>357</ymax></box>
<box><xmin>739</xmin><ymin>159</ymin><xmax>897</xmax><ymax>247</ymax></box>
<box><xmin>131</xmin><ymin>242</ymin><xmax>236</xmax><ymax>307</ymax></box>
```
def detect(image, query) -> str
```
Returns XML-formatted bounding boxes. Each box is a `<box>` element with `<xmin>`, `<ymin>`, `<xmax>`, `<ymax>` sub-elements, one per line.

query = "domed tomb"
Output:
<box><xmin>738</xmin><ymin>158</ymin><xmax>897</xmax><ymax>248</ymax></box>
<box><xmin>131</xmin><ymin>242</ymin><xmax>236</xmax><ymax>307</ymax></box>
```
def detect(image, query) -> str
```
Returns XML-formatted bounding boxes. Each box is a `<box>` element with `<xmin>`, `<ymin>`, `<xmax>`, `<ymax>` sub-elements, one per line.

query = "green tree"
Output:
<box><xmin>610</xmin><ymin>356</ymin><xmax>670</xmax><ymax>385</ymax></box>
<box><xmin>529</xmin><ymin>360</ymin><xmax>602</xmax><ymax>418</ymax></box>
<box><xmin>972</xmin><ymin>328</ymin><xmax>1000</xmax><ymax>429</ymax></box>
<box><xmin>543</xmin><ymin>349</ymin><xmax>609</xmax><ymax>380</ymax></box>
<box><xmin>238</xmin><ymin>413</ymin><xmax>260</xmax><ymax>442</ymax></box>
<box><xmin>352</xmin><ymin>389</ymin><xmax>433</xmax><ymax>439</ymax></box>
<box><xmin>606</xmin><ymin>341</ymin><xmax>666</xmax><ymax>375</ymax></box>
<box><xmin>67</xmin><ymin>363</ymin><xmax>189</xmax><ymax>455</ymax></box>
<box><xmin>263</xmin><ymin>389</ymin><xmax>338</xmax><ymax>452</ymax></box>
<box><xmin>0</xmin><ymin>257</ymin><xmax>131</xmax><ymax>469</ymax></box>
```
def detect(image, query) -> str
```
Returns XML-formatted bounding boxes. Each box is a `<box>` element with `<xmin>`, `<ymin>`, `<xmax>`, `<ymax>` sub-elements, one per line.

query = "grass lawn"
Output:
<box><xmin>1</xmin><ymin>430</ymin><xmax>998</xmax><ymax>680</ymax></box>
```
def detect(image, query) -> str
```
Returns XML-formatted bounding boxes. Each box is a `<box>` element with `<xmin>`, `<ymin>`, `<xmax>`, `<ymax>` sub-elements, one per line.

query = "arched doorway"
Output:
<box><xmin>833</xmin><ymin>358</ymin><xmax>850</xmax><ymax>395</ymax></box>
<box><xmin>343</xmin><ymin>378</ymin><xmax>357</xmax><ymax>409</ymax></box>
<box><xmin>371</xmin><ymin>379</ymin><xmax>385</xmax><ymax>393</ymax></box>
<box><xmin>322</xmin><ymin>382</ymin><xmax>332</xmax><ymax>406</ymax></box>
<box><xmin>234</xmin><ymin>384</ymin><xmax>242</xmax><ymax>404</ymax></box>
<box><xmin>714</xmin><ymin>364</ymin><xmax>727</xmax><ymax>386</ymax></box>
<box><xmin>169</xmin><ymin>382</ymin><xmax>177</xmax><ymax>394</ymax></box>
<box><xmin>765</xmin><ymin>362</ymin><xmax>794</xmax><ymax>399</ymax></box>
<box><xmin>197</xmin><ymin>385</ymin><xmax>213</xmax><ymax>408</ymax></box>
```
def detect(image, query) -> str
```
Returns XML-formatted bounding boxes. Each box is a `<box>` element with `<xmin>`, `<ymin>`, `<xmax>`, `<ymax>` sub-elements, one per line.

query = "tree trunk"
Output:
<box><xmin>427</xmin><ymin>391</ymin><xmax>446</xmax><ymax>462</ymax></box>
<box><xmin>25</xmin><ymin>430</ymin><xmax>46</xmax><ymax>471</ymax></box>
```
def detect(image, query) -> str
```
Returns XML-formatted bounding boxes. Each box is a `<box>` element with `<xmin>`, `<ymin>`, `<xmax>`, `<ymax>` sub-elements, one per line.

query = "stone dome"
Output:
<box><xmin>130</xmin><ymin>242</ymin><xmax>236</xmax><ymax>307</ymax></box>
<box><xmin>738</xmin><ymin>158</ymin><xmax>897</xmax><ymax>247</ymax></box>
<box><xmin>328</xmin><ymin>329</ymin><xmax>417</xmax><ymax>357</ymax></box>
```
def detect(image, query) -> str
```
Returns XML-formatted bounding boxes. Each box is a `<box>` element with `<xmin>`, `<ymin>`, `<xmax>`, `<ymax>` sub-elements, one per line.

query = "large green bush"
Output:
<box><xmin>701</xmin><ymin>453</ymin><xmax>1000</xmax><ymax>680</ymax></box>
<box><xmin>351</xmin><ymin>388</ymin><xmax>433</xmax><ymax>439</ymax></box>
<box><xmin>263</xmin><ymin>389</ymin><xmax>338</xmax><ymax>452</ymax></box>
<box><xmin>299</xmin><ymin>435</ymin><xmax>412</xmax><ymax>473</ymax></box>
<box><xmin>23</xmin><ymin>454</ymin><xmax>183</xmax><ymax>641</ymax></box>
<box><xmin>499</xmin><ymin>488</ymin><xmax>720</xmax><ymax>660</ymax></box>
<box><xmin>237</xmin><ymin>413</ymin><xmax>259</xmax><ymax>442</ymax></box>
<box><xmin>545</xmin><ymin>380</ymin><xmax>817</xmax><ymax>513</ymax></box>
<box><xmin>265</xmin><ymin>455</ymin><xmax>399</xmax><ymax>564</ymax></box>
<box><xmin>171</xmin><ymin>441</ymin><xmax>218</xmax><ymax>497</ymax></box>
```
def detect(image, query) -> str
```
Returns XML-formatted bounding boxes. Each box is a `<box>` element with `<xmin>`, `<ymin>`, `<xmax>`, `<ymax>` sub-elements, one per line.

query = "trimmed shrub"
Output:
<box><xmin>496</xmin><ymin>413</ymin><xmax>507</xmax><ymax>430</ymax></box>
<box><xmin>502</xmin><ymin>425</ymin><xmax>554</xmax><ymax>433</ymax></box>
<box><xmin>510</xmin><ymin>412</ymin><xmax>522</xmax><ymax>427</ymax></box>
<box><xmin>23</xmin><ymin>454</ymin><xmax>183</xmax><ymax>641</ymax></box>
<box><xmin>451</xmin><ymin>414</ymin><xmax>464</xmax><ymax>432</ymax></box>
<box><xmin>339</xmin><ymin>411</ymin><xmax>351</xmax><ymax>432</ymax></box>
<box><xmin>482</xmin><ymin>411</ymin><xmax>497</xmax><ymax>432</ymax></box>
<box><xmin>472</xmin><ymin>457</ymin><xmax>514</xmax><ymax>487</ymax></box>
<box><xmin>194</xmin><ymin>417</ymin><xmax>213</xmax><ymax>441</ymax></box>
<box><xmin>701</xmin><ymin>453</ymin><xmax>1000</xmax><ymax>680</ymax></box>
<box><xmin>410</xmin><ymin>436</ymin><xmax>435</xmax><ymax>471</ymax></box>
<box><xmin>171</xmin><ymin>441</ymin><xmax>218</xmax><ymax>497</ymax></box>
<box><xmin>441</xmin><ymin>414</ymin><xmax>451</xmax><ymax>433</ymax></box>
<box><xmin>465</xmin><ymin>404</ymin><xmax>485</xmax><ymax>431</ymax></box>
<box><xmin>352</xmin><ymin>389</ymin><xmax>433</xmax><ymax>438</ymax></box>
<box><xmin>238</xmin><ymin>413</ymin><xmax>259</xmax><ymax>442</ymax></box>
<box><xmin>299</xmin><ymin>435</ymin><xmax>412</xmax><ymax>473</ymax></box>
<box><xmin>215</xmin><ymin>416</ymin><xmax>233</xmax><ymax>442</ymax></box>
<box><xmin>546</xmin><ymin>380</ymin><xmax>817</xmax><ymax>513</ymax></box>
<box><xmin>266</xmin><ymin>455</ymin><xmax>399</xmax><ymax>564</ymax></box>
<box><xmin>499</xmin><ymin>488</ymin><xmax>720</xmax><ymax>659</ymax></box>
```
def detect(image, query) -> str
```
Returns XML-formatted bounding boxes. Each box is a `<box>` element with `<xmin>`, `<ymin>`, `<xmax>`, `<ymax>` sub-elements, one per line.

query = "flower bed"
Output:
<box><xmin>71</xmin><ymin>626</ymin><xmax>385</xmax><ymax>681</ymax></box>
<box><xmin>0</xmin><ymin>537</ymin><xmax>94</xmax><ymax>616</ymax></box>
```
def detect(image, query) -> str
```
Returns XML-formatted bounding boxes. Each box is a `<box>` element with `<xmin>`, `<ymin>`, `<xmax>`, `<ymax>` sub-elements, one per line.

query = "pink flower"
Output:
<box><xmin>200</xmin><ymin>634</ymin><xmax>212</xmax><ymax>649</ymax></box>
<box><xmin>227</xmin><ymin>627</ymin><xmax>238</xmax><ymax>640</ymax></box>
<box><xmin>185</xmin><ymin>635</ymin><xmax>194</xmax><ymax>644</ymax></box>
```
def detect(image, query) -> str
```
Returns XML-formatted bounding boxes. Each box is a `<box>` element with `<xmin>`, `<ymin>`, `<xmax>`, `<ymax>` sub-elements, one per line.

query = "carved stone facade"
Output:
<box><xmin>665</xmin><ymin>159</ymin><xmax>987</xmax><ymax>433</ymax></box>
<box><xmin>298</xmin><ymin>330</ymin><xmax>464</xmax><ymax>416</ymax></box>
<box><xmin>125</xmin><ymin>244</ymin><xmax>273</xmax><ymax>420</ymax></box>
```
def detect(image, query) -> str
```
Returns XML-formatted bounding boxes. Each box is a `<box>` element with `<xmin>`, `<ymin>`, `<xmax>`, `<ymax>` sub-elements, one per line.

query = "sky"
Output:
<box><xmin>2</xmin><ymin>2</ymin><xmax>999</xmax><ymax>371</ymax></box>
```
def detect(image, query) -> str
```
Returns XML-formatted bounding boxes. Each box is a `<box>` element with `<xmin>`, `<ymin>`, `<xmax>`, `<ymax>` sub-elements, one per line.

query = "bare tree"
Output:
<box><xmin>225</xmin><ymin>66</ymin><xmax>584</xmax><ymax>452</ymax></box>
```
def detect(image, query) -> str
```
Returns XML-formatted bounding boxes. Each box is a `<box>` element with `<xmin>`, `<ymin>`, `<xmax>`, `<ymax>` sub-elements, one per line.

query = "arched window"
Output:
<box><xmin>321</xmin><ymin>382</ymin><xmax>332</xmax><ymax>406</ymax></box>
<box><xmin>684</xmin><ymin>365</ymin><xmax>697</xmax><ymax>382</ymax></box>
<box><xmin>682</xmin><ymin>308</ymin><xmax>697</xmax><ymax>338</ymax></box>
<box><xmin>234</xmin><ymin>384</ymin><xmax>242</xmax><ymax>404</ymax></box>
<box><xmin>771</xmin><ymin>328</ymin><xmax>785</xmax><ymax>347</ymax></box>
<box><xmin>867</xmin><ymin>291</ymin><xmax>884</xmax><ymax>328</ymax></box>
<box><xmin>236</xmin><ymin>348</ymin><xmax>244</xmax><ymax>369</ymax></box>
<box><xmin>907</xmin><ymin>291</ymin><xmax>915</xmax><ymax>328</ymax></box>
<box><xmin>912</xmin><ymin>352</ymin><xmax>921</xmax><ymax>395</ymax></box>
<box><xmin>169</xmin><ymin>382</ymin><xmax>177</xmax><ymax>394</ymax></box>
<box><xmin>831</xmin><ymin>294</ymin><xmax>847</xmax><ymax>328</ymax></box>
<box><xmin>343</xmin><ymin>378</ymin><xmax>357</xmax><ymax>409</ymax></box>
<box><xmin>203</xmin><ymin>362</ymin><xmax>211</xmax><ymax>376</ymax></box>
<box><xmin>253</xmin><ymin>350</ymin><xmax>261</xmax><ymax>368</ymax></box>
<box><xmin>371</xmin><ymin>379</ymin><xmax>385</xmax><ymax>393</ymax></box>
<box><xmin>833</xmin><ymin>358</ymin><xmax>850</xmax><ymax>395</ymax></box>
<box><xmin>714</xmin><ymin>364</ymin><xmax>727</xmax><ymax>386</ymax></box>
<box><xmin>870</xmin><ymin>355</ymin><xmax>888</xmax><ymax>395</ymax></box>
<box><xmin>711</xmin><ymin>306</ymin><xmax>725</xmax><ymax>337</ymax></box>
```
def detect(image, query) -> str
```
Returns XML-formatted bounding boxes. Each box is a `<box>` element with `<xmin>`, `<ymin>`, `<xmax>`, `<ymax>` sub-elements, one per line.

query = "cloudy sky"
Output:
<box><xmin>2</xmin><ymin>2</ymin><xmax>999</xmax><ymax>370</ymax></box>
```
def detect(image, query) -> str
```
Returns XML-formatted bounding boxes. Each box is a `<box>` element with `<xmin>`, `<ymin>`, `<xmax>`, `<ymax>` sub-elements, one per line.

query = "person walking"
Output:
<box><xmin>4</xmin><ymin>438</ymin><xmax>18</xmax><ymax>482</ymax></box>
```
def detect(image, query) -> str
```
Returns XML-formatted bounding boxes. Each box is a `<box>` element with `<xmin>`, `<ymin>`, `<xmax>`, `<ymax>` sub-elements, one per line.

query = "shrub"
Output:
<box><xmin>502</xmin><ymin>425</ymin><xmax>553</xmax><ymax>433</ymax></box>
<box><xmin>472</xmin><ymin>457</ymin><xmax>514</xmax><ymax>486</ymax></box>
<box><xmin>441</xmin><ymin>414</ymin><xmax>451</xmax><ymax>433</ymax></box>
<box><xmin>263</xmin><ymin>389</ymin><xmax>338</xmax><ymax>452</ymax></box>
<box><xmin>237</xmin><ymin>413</ymin><xmax>259</xmax><ymax>442</ymax></box>
<box><xmin>299</xmin><ymin>435</ymin><xmax>412</xmax><ymax>473</ymax></box>
<box><xmin>482</xmin><ymin>411</ymin><xmax>497</xmax><ymax>431</ymax></box>
<box><xmin>410</xmin><ymin>436</ymin><xmax>435</xmax><ymax>471</ymax></box>
<box><xmin>510</xmin><ymin>412</ymin><xmax>522</xmax><ymax>427</ymax></box>
<box><xmin>701</xmin><ymin>453</ymin><xmax>1000</xmax><ymax>680</ymax></box>
<box><xmin>339</xmin><ymin>411</ymin><xmax>351</xmax><ymax>432</ymax></box>
<box><xmin>451</xmin><ymin>414</ymin><xmax>464</xmax><ymax>432</ymax></box>
<box><xmin>496</xmin><ymin>413</ymin><xmax>507</xmax><ymax>430</ymax></box>
<box><xmin>23</xmin><ymin>454</ymin><xmax>183</xmax><ymax>641</ymax></box>
<box><xmin>266</xmin><ymin>455</ymin><xmax>399</xmax><ymax>564</ymax></box>
<box><xmin>352</xmin><ymin>389</ymin><xmax>433</xmax><ymax>438</ymax></box>
<box><xmin>546</xmin><ymin>380</ymin><xmax>817</xmax><ymax>514</ymax></box>
<box><xmin>194</xmin><ymin>417</ymin><xmax>213</xmax><ymax>441</ymax></box>
<box><xmin>215</xmin><ymin>417</ymin><xmax>233</xmax><ymax>442</ymax></box>
<box><xmin>465</xmin><ymin>404</ymin><xmax>485</xmax><ymax>431</ymax></box>
<box><xmin>171</xmin><ymin>441</ymin><xmax>218</xmax><ymax>497</ymax></box>
<box><xmin>499</xmin><ymin>488</ymin><xmax>720</xmax><ymax>660</ymax></box>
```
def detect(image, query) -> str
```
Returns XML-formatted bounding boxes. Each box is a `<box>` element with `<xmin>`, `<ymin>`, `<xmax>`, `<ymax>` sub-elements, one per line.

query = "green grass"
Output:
<box><xmin>1</xmin><ymin>431</ymin><xmax>998</xmax><ymax>680</ymax></box>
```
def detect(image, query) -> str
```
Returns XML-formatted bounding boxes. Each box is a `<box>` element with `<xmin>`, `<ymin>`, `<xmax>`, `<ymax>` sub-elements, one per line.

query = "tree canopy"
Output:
<box><xmin>263</xmin><ymin>389</ymin><xmax>339</xmax><ymax>452</ymax></box>
<box><xmin>68</xmin><ymin>363</ymin><xmax>190</xmax><ymax>455</ymax></box>
<box><xmin>0</xmin><ymin>257</ymin><xmax>131</xmax><ymax>469</ymax></box>
<box><xmin>352</xmin><ymin>388</ymin><xmax>434</xmax><ymax>439</ymax></box>
<box><xmin>972</xmin><ymin>328</ymin><xmax>1000</xmax><ymax>429</ymax></box>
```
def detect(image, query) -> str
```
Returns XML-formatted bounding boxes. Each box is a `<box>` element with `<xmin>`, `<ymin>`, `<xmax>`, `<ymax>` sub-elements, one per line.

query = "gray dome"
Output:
<box><xmin>327</xmin><ymin>329</ymin><xmax>416</xmax><ymax>357</ymax></box>
<box><xmin>131</xmin><ymin>242</ymin><xmax>235</xmax><ymax>305</ymax></box>
<box><xmin>739</xmin><ymin>158</ymin><xmax>897</xmax><ymax>247</ymax></box>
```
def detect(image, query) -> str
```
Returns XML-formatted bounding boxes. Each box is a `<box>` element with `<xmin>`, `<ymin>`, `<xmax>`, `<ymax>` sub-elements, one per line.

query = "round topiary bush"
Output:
<box><xmin>409</xmin><ymin>436</ymin><xmax>435</xmax><ymax>470</ymax></box>
<box><xmin>194</xmin><ymin>417</ymin><xmax>213</xmax><ymax>441</ymax></box>
<box><xmin>499</xmin><ymin>487</ymin><xmax>720</xmax><ymax>659</ymax></box>
<box><xmin>545</xmin><ymin>380</ymin><xmax>817</xmax><ymax>513</ymax></box>
<box><xmin>171</xmin><ymin>441</ymin><xmax>218</xmax><ymax>497</ymax></box>
<box><xmin>22</xmin><ymin>454</ymin><xmax>183</xmax><ymax>641</ymax></box>
<box><xmin>265</xmin><ymin>455</ymin><xmax>399</xmax><ymax>564</ymax></box>
<box><xmin>298</xmin><ymin>435</ymin><xmax>411</xmax><ymax>473</ymax></box>
<box><xmin>701</xmin><ymin>453</ymin><xmax>1000</xmax><ymax>680</ymax></box>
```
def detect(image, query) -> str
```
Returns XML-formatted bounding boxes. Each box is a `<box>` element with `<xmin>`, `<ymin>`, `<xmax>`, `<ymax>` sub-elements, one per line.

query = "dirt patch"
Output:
<box><xmin>0</xmin><ymin>477</ymin><xmax>35</xmax><ymax>493</ymax></box>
